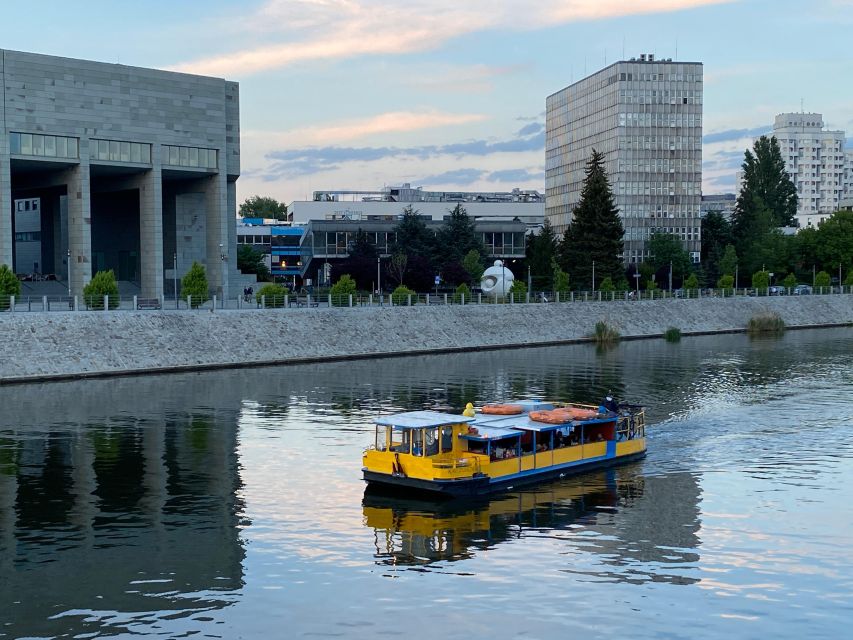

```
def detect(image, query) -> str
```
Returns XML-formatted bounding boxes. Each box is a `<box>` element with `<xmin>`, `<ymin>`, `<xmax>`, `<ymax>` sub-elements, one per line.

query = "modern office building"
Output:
<box><xmin>772</xmin><ymin>113</ymin><xmax>847</xmax><ymax>228</ymax></box>
<box><xmin>0</xmin><ymin>49</ymin><xmax>240</xmax><ymax>298</ymax></box>
<box><xmin>546</xmin><ymin>54</ymin><xmax>703</xmax><ymax>264</ymax></box>
<box><xmin>700</xmin><ymin>193</ymin><xmax>736</xmax><ymax>220</ymax></box>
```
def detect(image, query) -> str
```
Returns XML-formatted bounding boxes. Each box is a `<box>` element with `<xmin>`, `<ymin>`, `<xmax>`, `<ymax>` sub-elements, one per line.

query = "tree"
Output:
<box><xmin>526</xmin><ymin>219</ymin><xmax>558</xmax><ymax>290</ymax></box>
<box><xmin>83</xmin><ymin>269</ymin><xmax>120</xmax><ymax>309</ymax></box>
<box><xmin>648</xmin><ymin>233</ymin><xmax>692</xmax><ymax>287</ymax></box>
<box><xmin>0</xmin><ymin>264</ymin><xmax>21</xmax><ymax>308</ymax></box>
<box><xmin>182</xmin><ymin>261</ymin><xmax>209</xmax><ymax>307</ymax></box>
<box><xmin>455</xmin><ymin>282</ymin><xmax>471</xmax><ymax>303</ymax></box>
<box><xmin>814</xmin><ymin>211</ymin><xmax>853</xmax><ymax>274</ymax></box>
<box><xmin>239</xmin><ymin>195</ymin><xmax>287</xmax><ymax>220</ymax></box>
<box><xmin>462</xmin><ymin>249</ymin><xmax>485</xmax><ymax>285</ymax></box>
<box><xmin>553</xmin><ymin>264</ymin><xmax>570</xmax><ymax>294</ymax></box>
<box><xmin>782</xmin><ymin>273</ymin><xmax>797</xmax><ymax>289</ymax></box>
<box><xmin>440</xmin><ymin>261</ymin><xmax>470</xmax><ymax>287</ymax></box>
<box><xmin>684</xmin><ymin>273</ymin><xmax>699</xmax><ymax>289</ymax></box>
<box><xmin>752</xmin><ymin>270</ymin><xmax>770</xmax><ymax>290</ymax></box>
<box><xmin>387</xmin><ymin>252</ymin><xmax>408</xmax><ymax>287</ymax></box>
<box><xmin>434</xmin><ymin>204</ymin><xmax>484</xmax><ymax>269</ymax></box>
<box><xmin>331</xmin><ymin>228</ymin><xmax>377</xmax><ymax>291</ymax></box>
<box><xmin>814</xmin><ymin>270</ymin><xmax>831</xmax><ymax>288</ymax></box>
<box><xmin>558</xmin><ymin>149</ymin><xmax>624</xmax><ymax>289</ymax></box>
<box><xmin>599</xmin><ymin>277</ymin><xmax>615</xmax><ymax>292</ymax></box>
<box><xmin>237</xmin><ymin>244</ymin><xmax>270</xmax><ymax>281</ymax></box>
<box><xmin>719</xmin><ymin>244</ymin><xmax>739</xmax><ymax>277</ymax></box>
<box><xmin>732</xmin><ymin>136</ymin><xmax>797</xmax><ymax>271</ymax></box>
<box><xmin>701</xmin><ymin>211</ymin><xmax>732</xmax><ymax>284</ymax></box>
<box><xmin>392</xmin><ymin>205</ymin><xmax>437</xmax><ymax>286</ymax></box>
<box><xmin>509</xmin><ymin>279</ymin><xmax>527</xmax><ymax>300</ymax></box>
<box><xmin>717</xmin><ymin>274</ymin><xmax>734</xmax><ymax>289</ymax></box>
<box><xmin>330</xmin><ymin>274</ymin><xmax>357</xmax><ymax>305</ymax></box>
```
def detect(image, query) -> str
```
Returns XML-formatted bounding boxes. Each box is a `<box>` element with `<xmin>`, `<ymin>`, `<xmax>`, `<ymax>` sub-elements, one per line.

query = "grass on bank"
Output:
<box><xmin>592</xmin><ymin>320</ymin><xmax>621</xmax><ymax>344</ymax></box>
<box><xmin>747</xmin><ymin>312</ymin><xmax>786</xmax><ymax>335</ymax></box>
<box><xmin>664</xmin><ymin>327</ymin><xmax>682</xmax><ymax>342</ymax></box>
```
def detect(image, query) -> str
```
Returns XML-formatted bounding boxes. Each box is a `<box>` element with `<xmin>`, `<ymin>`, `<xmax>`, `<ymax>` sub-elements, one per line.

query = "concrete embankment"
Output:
<box><xmin>0</xmin><ymin>295</ymin><xmax>850</xmax><ymax>384</ymax></box>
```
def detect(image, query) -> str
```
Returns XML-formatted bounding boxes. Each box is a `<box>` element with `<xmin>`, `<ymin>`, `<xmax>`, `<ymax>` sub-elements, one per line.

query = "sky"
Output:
<box><xmin>2</xmin><ymin>0</ymin><xmax>852</xmax><ymax>205</ymax></box>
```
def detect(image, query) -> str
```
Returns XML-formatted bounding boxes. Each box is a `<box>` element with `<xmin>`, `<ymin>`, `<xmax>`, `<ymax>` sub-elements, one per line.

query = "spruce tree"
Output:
<box><xmin>434</xmin><ymin>204</ymin><xmax>484</xmax><ymax>267</ymax></box>
<box><xmin>526</xmin><ymin>218</ymin><xmax>557</xmax><ymax>290</ymax></box>
<box><xmin>559</xmin><ymin>149</ymin><xmax>624</xmax><ymax>289</ymax></box>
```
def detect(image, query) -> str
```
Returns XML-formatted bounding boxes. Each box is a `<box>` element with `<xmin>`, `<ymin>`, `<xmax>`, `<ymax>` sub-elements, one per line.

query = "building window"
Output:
<box><xmin>90</xmin><ymin>139</ymin><xmax>152</xmax><ymax>164</ymax></box>
<box><xmin>10</xmin><ymin>132</ymin><xmax>80</xmax><ymax>159</ymax></box>
<box><xmin>163</xmin><ymin>145</ymin><xmax>218</xmax><ymax>169</ymax></box>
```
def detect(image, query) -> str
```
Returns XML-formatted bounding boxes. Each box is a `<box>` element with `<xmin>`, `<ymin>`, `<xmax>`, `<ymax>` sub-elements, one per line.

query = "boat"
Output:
<box><xmin>361</xmin><ymin>399</ymin><xmax>646</xmax><ymax>498</ymax></box>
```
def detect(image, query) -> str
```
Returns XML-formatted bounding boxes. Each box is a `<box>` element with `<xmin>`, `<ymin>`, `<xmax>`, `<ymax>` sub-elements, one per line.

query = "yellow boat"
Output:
<box><xmin>362</xmin><ymin>399</ymin><xmax>646</xmax><ymax>497</ymax></box>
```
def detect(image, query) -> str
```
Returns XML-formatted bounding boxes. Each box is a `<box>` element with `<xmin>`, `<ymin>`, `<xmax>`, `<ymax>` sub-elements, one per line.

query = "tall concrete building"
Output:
<box><xmin>773</xmin><ymin>113</ymin><xmax>846</xmax><ymax>228</ymax></box>
<box><xmin>546</xmin><ymin>54</ymin><xmax>703</xmax><ymax>264</ymax></box>
<box><xmin>0</xmin><ymin>49</ymin><xmax>241</xmax><ymax>298</ymax></box>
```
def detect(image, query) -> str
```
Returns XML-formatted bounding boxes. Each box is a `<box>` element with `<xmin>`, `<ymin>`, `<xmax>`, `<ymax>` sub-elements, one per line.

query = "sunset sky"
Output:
<box><xmin>2</xmin><ymin>0</ymin><xmax>851</xmax><ymax>205</ymax></box>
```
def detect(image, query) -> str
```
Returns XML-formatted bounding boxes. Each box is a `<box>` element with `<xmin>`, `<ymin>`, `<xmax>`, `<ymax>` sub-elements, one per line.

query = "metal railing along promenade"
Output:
<box><xmin>1</xmin><ymin>286</ymin><xmax>850</xmax><ymax>313</ymax></box>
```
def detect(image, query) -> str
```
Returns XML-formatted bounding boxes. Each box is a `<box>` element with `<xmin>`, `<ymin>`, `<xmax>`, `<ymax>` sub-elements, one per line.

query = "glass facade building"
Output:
<box><xmin>546</xmin><ymin>55</ymin><xmax>703</xmax><ymax>264</ymax></box>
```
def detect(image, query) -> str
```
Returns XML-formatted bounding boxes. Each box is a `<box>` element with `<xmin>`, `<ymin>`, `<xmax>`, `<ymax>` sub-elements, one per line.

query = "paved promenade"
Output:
<box><xmin>0</xmin><ymin>295</ymin><xmax>850</xmax><ymax>383</ymax></box>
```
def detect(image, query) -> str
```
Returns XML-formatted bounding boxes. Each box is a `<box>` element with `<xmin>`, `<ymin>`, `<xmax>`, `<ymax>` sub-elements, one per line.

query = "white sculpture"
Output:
<box><xmin>480</xmin><ymin>260</ymin><xmax>515</xmax><ymax>298</ymax></box>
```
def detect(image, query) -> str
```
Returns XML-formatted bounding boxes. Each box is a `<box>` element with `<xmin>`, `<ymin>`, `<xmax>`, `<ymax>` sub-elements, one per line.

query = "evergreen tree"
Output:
<box><xmin>732</xmin><ymin>136</ymin><xmax>797</xmax><ymax>267</ymax></box>
<box><xmin>434</xmin><ymin>204</ymin><xmax>484</xmax><ymax>269</ymax></box>
<box><xmin>719</xmin><ymin>244</ymin><xmax>738</xmax><ymax>277</ymax></box>
<box><xmin>461</xmin><ymin>249</ymin><xmax>485</xmax><ymax>284</ymax></box>
<box><xmin>331</xmin><ymin>227</ymin><xmax>377</xmax><ymax>291</ymax></box>
<box><xmin>701</xmin><ymin>211</ymin><xmax>732</xmax><ymax>285</ymax></box>
<box><xmin>559</xmin><ymin>150</ymin><xmax>624</xmax><ymax>289</ymax></box>
<box><xmin>648</xmin><ymin>233</ymin><xmax>692</xmax><ymax>287</ymax></box>
<box><xmin>391</xmin><ymin>205</ymin><xmax>437</xmax><ymax>286</ymax></box>
<box><xmin>526</xmin><ymin>219</ymin><xmax>558</xmax><ymax>290</ymax></box>
<box><xmin>182</xmin><ymin>262</ymin><xmax>209</xmax><ymax>307</ymax></box>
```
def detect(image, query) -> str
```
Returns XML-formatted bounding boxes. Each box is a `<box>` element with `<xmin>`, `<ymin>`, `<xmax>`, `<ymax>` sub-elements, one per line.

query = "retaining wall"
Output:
<box><xmin>0</xmin><ymin>296</ymin><xmax>850</xmax><ymax>383</ymax></box>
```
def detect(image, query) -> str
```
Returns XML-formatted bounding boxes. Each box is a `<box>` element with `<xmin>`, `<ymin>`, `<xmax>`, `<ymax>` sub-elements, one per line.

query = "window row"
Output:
<box><xmin>91</xmin><ymin>139</ymin><xmax>152</xmax><ymax>164</ymax></box>
<box><xmin>10</xmin><ymin>132</ymin><xmax>78</xmax><ymax>159</ymax></box>
<box><xmin>163</xmin><ymin>145</ymin><xmax>218</xmax><ymax>169</ymax></box>
<box><xmin>619</xmin><ymin>113</ymin><xmax>702</xmax><ymax>128</ymax></box>
<box><xmin>617</xmin><ymin>181</ymin><xmax>701</xmax><ymax>196</ymax></box>
<box><xmin>238</xmin><ymin>234</ymin><xmax>271</xmax><ymax>245</ymax></box>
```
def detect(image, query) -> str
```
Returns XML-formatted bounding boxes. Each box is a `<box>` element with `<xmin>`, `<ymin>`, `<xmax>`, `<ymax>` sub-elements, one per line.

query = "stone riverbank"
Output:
<box><xmin>0</xmin><ymin>295</ymin><xmax>850</xmax><ymax>384</ymax></box>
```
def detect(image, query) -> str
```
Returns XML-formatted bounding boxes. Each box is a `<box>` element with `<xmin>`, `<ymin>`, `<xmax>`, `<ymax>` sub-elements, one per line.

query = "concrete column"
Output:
<box><xmin>203</xmin><ymin>170</ymin><xmax>230</xmax><ymax>299</ymax></box>
<box><xmin>135</xmin><ymin>163</ymin><xmax>164</xmax><ymax>298</ymax></box>
<box><xmin>64</xmin><ymin>159</ymin><xmax>92</xmax><ymax>297</ymax></box>
<box><xmin>69</xmin><ymin>430</ymin><xmax>97</xmax><ymax>548</ymax></box>
<box><xmin>0</xmin><ymin>134</ymin><xmax>11</xmax><ymax>270</ymax></box>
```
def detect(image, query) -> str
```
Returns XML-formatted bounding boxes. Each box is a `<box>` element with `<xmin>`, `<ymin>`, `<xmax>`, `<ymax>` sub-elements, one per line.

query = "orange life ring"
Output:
<box><xmin>481</xmin><ymin>403</ymin><xmax>524</xmax><ymax>415</ymax></box>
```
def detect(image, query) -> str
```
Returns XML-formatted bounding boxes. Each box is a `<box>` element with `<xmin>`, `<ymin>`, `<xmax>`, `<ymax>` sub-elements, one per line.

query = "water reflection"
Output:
<box><xmin>363</xmin><ymin>466</ymin><xmax>701</xmax><ymax>585</ymax></box>
<box><xmin>0</xmin><ymin>389</ymin><xmax>245</xmax><ymax>638</ymax></box>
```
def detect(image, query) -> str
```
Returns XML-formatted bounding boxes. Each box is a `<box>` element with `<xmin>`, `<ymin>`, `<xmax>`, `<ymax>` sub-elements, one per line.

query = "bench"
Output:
<box><xmin>136</xmin><ymin>298</ymin><xmax>162</xmax><ymax>310</ymax></box>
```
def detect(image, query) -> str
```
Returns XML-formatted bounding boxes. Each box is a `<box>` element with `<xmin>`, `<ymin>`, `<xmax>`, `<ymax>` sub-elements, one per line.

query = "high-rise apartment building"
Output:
<box><xmin>546</xmin><ymin>54</ymin><xmax>703</xmax><ymax>264</ymax></box>
<box><xmin>773</xmin><ymin>113</ymin><xmax>846</xmax><ymax>228</ymax></box>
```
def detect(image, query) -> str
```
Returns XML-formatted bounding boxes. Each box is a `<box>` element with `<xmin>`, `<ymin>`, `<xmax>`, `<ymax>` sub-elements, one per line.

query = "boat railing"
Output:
<box><xmin>432</xmin><ymin>457</ymin><xmax>481</xmax><ymax>473</ymax></box>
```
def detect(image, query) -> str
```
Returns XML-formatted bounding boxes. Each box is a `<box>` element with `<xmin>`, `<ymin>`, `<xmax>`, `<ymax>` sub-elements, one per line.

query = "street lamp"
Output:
<box><xmin>66</xmin><ymin>249</ymin><xmax>71</xmax><ymax>297</ymax></box>
<box><xmin>591</xmin><ymin>260</ymin><xmax>595</xmax><ymax>293</ymax></box>
<box><xmin>376</xmin><ymin>255</ymin><xmax>381</xmax><ymax>294</ymax></box>
<box><xmin>173</xmin><ymin>252</ymin><xmax>178</xmax><ymax>308</ymax></box>
<box><xmin>668</xmin><ymin>260</ymin><xmax>673</xmax><ymax>293</ymax></box>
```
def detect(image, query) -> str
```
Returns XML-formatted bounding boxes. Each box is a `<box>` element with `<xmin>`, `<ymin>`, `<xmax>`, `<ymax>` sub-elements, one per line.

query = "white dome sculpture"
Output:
<box><xmin>480</xmin><ymin>260</ymin><xmax>515</xmax><ymax>298</ymax></box>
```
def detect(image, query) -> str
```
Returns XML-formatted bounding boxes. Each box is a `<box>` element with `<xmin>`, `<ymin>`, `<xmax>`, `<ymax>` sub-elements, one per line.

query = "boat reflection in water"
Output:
<box><xmin>363</xmin><ymin>467</ymin><xmax>701</xmax><ymax>585</ymax></box>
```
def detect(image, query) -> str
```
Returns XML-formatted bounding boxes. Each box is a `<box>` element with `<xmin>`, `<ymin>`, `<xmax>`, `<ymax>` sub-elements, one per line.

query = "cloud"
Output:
<box><xmin>703</xmin><ymin>126</ymin><xmax>770</xmax><ymax>144</ymax></box>
<box><xmin>171</xmin><ymin>0</ymin><xmax>735</xmax><ymax>76</ymax></box>
<box><xmin>416</xmin><ymin>168</ymin><xmax>485</xmax><ymax>185</ymax></box>
<box><xmin>404</xmin><ymin>63</ymin><xmax>532</xmax><ymax>94</ymax></box>
<box><xmin>517</xmin><ymin>122</ymin><xmax>544</xmax><ymax>137</ymax></box>
<box><xmin>487</xmin><ymin>168</ymin><xmax>545</xmax><ymax>182</ymax></box>
<box><xmin>246</xmin><ymin>110</ymin><xmax>488</xmax><ymax>147</ymax></box>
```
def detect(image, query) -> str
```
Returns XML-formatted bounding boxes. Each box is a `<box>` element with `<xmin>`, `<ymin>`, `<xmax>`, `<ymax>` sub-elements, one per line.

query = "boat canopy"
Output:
<box><xmin>474</xmin><ymin>413</ymin><xmax>615</xmax><ymax>432</ymax></box>
<box><xmin>460</xmin><ymin>426</ymin><xmax>523</xmax><ymax>442</ymax></box>
<box><xmin>375</xmin><ymin>410</ymin><xmax>474</xmax><ymax>429</ymax></box>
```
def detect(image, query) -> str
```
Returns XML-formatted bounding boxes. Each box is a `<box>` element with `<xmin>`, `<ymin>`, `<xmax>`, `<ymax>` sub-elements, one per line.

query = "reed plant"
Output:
<box><xmin>747</xmin><ymin>312</ymin><xmax>786</xmax><ymax>335</ymax></box>
<box><xmin>592</xmin><ymin>320</ymin><xmax>621</xmax><ymax>344</ymax></box>
<box><xmin>664</xmin><ymin>327</ymin><xmax>682</xmax><ymax>342</ymax></box>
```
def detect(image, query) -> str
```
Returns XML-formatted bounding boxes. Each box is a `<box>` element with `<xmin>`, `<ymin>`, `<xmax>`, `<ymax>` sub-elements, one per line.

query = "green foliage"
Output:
<box><xmin>684</xmin><ymin>273</ymin><xmax>699</xmax><ymax>289</ymax></box>
<box><xmin>454</xmin><ymin>282</ymin><xmax>471</xmax><ymax>303</ymax></box>
<box><xmin>461</xmin><ymin>249</ymin><xmax>484</xmax><ymax>284</ymax></box>
<box><xmin>553</xmin><ymin>264</ymin><xmax>570</xmax><ymax>293</ymax></box>
<box><xmin>717</xmin><ymin>274</ymin><xmax>734</xmax><ymax>289</ymax></box>
<box><xmin>752</xmin><ymin>270</ymin><xmax>770</xmax><ymax>290</ymax></box>
<box><xmin>83</xmin><ymin>270</ymin><xmax>120</xmax><ymax>309</ymax></box>
<box><xmin>845</xmin><ymin>270</ymin><xmax>853</xmax><ymax>286</ymax></box>
<box><xmin>330</xmin><ymin>274</ymin><xmax>357</xmax><ymax>301</ymax></box>
<box><xmin>239</xmin><ymin>195</ymin><xmax>288</xmax><ymax>220</ymax></box>
<box><xmin>701</xmin><ymin>211</ymin><xmax>733</xmax><ymax>284</ymax></box>
<box><xmin>813</xmin><ymin>210</ymin><xmax>853</xmax><ymax>274</ymax></box>
<box><xmin>509</xmin><ymin>279</ymin><xmax>527</xmax><ymax>301</ymax></box>
<box><xmin>255</xmin><ymin>283</ymin><xmax>287</xmax><ymax>307</ymax></box>
<box><xmin>526</xmin><ymin>219</ymin><xmax>558</xmax><ymax>290</ymax></box>
<box><xmin>719</xmin><ymin>244</ymin><xmax>739</xmax><ymax>277</ymax></box>
<box><xmin>391</xmin><ymin>285</ymin><xmax>416</xmax><ymax>305</ymax></box>
<box><xmin>664</xmin><ymin>327</ymin><xmax>682</xmax><ymax>342</ymax></box>
<box><xmin>782</xmin><ymin>273</ymin><xmax>797</xmax><ymax>289</ymax></box>
<box><xmin>648</xmin><ymin>233</ymin><xmax>692</xmax><ymax>284</ymax></box>
<box><xmin>747</xmin><ymin>312</ymin><xmax>786</xmax><ymax>335</ymax></box>
<box><xmin>558</xmin><ymin>150</ymin><xmax>624</xmax><ymax>289</ymax></box>
<box><xmin>598</xmin><ymin>277</ymin><xmax>615</xmax><ymax>292</ymax></box>
<box><xmin>646</xmin><ymin>279</ymin><xmax>658</xmax><ymax>291</ymax></box>
<box><xmin>237</xmin><ymin>244</ymin><xmax>270</xmax><ymax>281</ymax></box>
<box><xmin>435</xmin><ymin>204</ymin><xmax>485</xmax><ymax>269</ymax></box>
<box><xmin>591</xmin><ymin>320</ymin><xmax>621</xmax><ymax>344</ymax></box>
<box><xmin>0</xmin><ymin>265</ymin><xmax>21</xmax><ymax>307</ymax></box>
<box><xmin>387</xmin><ymin>252</ymin><xmax>408</xmax><ymax>287</ymax></box>
<box><xmin>182</xmin><ymin>261</ymin><xmax>209</xmax><ymax>307</ymax></box>
<box><xmin>814</xmin><ymin>270</ymin><xmax>831</xmax><ymax>288</ymax></box>
<box><xmin>615</xmin><ymin>278</ymin><xmax>630</xmax><ymax>291</ymax></box>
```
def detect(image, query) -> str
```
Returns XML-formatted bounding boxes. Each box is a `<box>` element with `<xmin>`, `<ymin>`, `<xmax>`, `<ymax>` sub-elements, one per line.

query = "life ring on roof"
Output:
<box><xmin>481</xmin><ymin>403</ymin><xmax>524</xmax><ymax>415</ymax></box>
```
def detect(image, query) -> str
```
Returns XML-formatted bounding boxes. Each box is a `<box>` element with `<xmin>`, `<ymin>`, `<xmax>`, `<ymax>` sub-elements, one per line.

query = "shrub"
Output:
<box><xmin>391</xmin><ymin>285</ymin><xmax>416</xmax><ymax>305</ymax></box>
<box><xmin>615</xmin><ymin>278</ymin><xmax>630</xmax><ymax>291</ymax></box>
<box><xmin>83</xmin><ymin>270</ymin><xmax>120</xmax><ymax>309</ymax></box>
<box><xmin>509</xmin><ymin>279</ymin><xmax>527</xmax><ymax>302</ymax></box>
<box><xmin>591</xmin><ymin>320</ymin><xmax>620</xmax><ymax>344</ymax></box>
<box><xmin>599</xmin><ymin>277</ymin><xmax>615</xmax><ymax>292</ymax></box>
<box><xmin>684</xmin><ymin>273</ymin><xmax>699</xmax><ymax>290</ymax></box>
<box><xmin>814</xmin><ymin>270</ymin><xmax>831</xmax><ymax>288</ymax></box>
<box><xmin>664</xmin><ymin>327</ymin><xmax>682</xmax><ymax>342</ymax></box>
<box><xmin>553</xmin><ymin>266</ymin><xmax>570</xmax><ymax>294</ymax></box>
<box><xmin>255</xmin><ymin>283</ymin><xmax>287</xmax><ymax>307</ymax></box>
<box><xmin>182</xmin><ymin>262</ymin><xmax>209</xmax><ymax>307</ymax></box>
<box><xmin>717</xmin><ymin>274</ymin><xmax>734</xmax><ymax>289</ymax></box>
<box><xmin>454</xmin><ymin>282</ymin><xmax>471</xmax><ymax>304</ymax></box>
<box><xmin>782</xmin><ymin>273</ymin><xmax>797</xmax><ymax>289</ymax></box>
<box><xmin>752</xmin><ymin>270</ymin><xmax>770</xmax><ymax>290</ymax></box>
<box><xmin>330</xmin><ymin>274</ymin><xmax>357</xmax><ymax>306</ymax></box>
<box><xmin>0</xmin><ymin>264</ymin><xmax>21</xmax><ymax>310</ymax></box>
<box><xmin>747</xmin><ymin>312</ymin><xmax>786</xmax><ymax>335</ymax></box>
<box><xmin>646</xmin><ymin>280</ymin><xmax>658</xmax><ymax>291</ymax></box>
<box><xmin>845</xmin><ymin>270</ymin><xmax>853</xmax><ymax>286</ymax></box>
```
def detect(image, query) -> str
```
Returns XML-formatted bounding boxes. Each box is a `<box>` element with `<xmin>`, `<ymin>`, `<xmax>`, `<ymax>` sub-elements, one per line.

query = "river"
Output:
<box><xmin>1</xmin><ymin>328</ymin><xmax>851</xmax><ymax>639</ymax></box>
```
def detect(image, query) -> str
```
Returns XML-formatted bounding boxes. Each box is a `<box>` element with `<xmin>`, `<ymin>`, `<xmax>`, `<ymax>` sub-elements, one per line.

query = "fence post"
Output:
<box><xmin>133</xmin><ymin>295</ymin><xmax>138</xmax><ymax>310</ymax></box>
<box><xmin>461</xmin><ymin>293</ymin><xmax>465</xmax><ymax>305</ymax></box>
<box><xmin>369</xmin><ymin>294</ymin><xmax>373</xmax><ymax>306</ymax></box>
<box><xmin>426</xmin><ymin>293</ymin><xmax>430</xmax><ymax>305</ymax></box>
<box><xmin>526</xmin><ymin>291</ymin><xmax>530</xmax><ymax>303</ymax></box>
<box><xmin>261</xmin><ymin>294</ymin><xmax>266</xmax><ymax>309</ymax></box>
<box><xmin>328</xmin><ymin>293</ymin><xmax>332</xmax><ymax>307</ymax></box>
<box><xmin>444</xmin><ymin>293</ymin><xmax>448</xmax><ymax>305</ymax></box>
<box><xmin>571</xmin><ymin>292</ymin><xmax>575</xmax><ymax>302</ymax></box>
<box><xmin>478</xmin><ymin>293</ymin><xmax>482</xmax><ymax>304</ymax></box>
<box><xmin>8</xmin><ymin>294</ymin><xmax>14</xmax><ymax>312</ymax></box>
<box><xmin>42</xmin><ymin>295</ymin><xmax>48</xmax><ymax>311</ymax></box>
<box><xmin>102</xmin><ymin>295</ymin><xmax>108</xmax><ymax>310</ymax></box>
<box><xmin>213</xmin><ymin>294</ymin><xmax>217</xmax><ymax>310</ymax></box>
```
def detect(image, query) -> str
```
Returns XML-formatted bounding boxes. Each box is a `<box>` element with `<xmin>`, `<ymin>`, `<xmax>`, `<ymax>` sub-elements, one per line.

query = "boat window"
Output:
<box><xmin>390</xmin><ymin>427</ymin><xmax>410</xmax><ymax>454</ymax></box>
<box><xmin>412</xmin><ymin>429</ymin><xmax>425</xmax><ymax>457</ymax></box>
<box><xmin>440</xmin><ymin>426</ymin><xmax>453</xmax><ymax>453</ymax></box>
<box><xmin>425</xmin><ymin>428</ymin><xmax>440</xmax><ymax>456</ymax></box>
<box><xmin>375</xmin><ymin>425</ymin><xmax>389</xmax><ymax>451</ymax></box>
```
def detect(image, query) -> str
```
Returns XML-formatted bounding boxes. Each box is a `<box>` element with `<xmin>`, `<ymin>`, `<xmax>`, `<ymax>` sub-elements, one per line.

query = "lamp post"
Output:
<box><xmin>501</xmin><ymin>260</ymin><xmax>506</xmax><ymax>297</ymax></box>
<box><xmin>633</xmin><ymin>272</ymin><xmax>640</xmax><ymax>297</ymax></box>
<box><xmin>376</xmin><ymin>255</ymin><xmax>381</xmax><ymax>294</ymax></box>
<box><xmin>66</xmin><ymin>249</ymin><xmax>71</xmax><ymax>298</ymax></box>
<box><xmin>591</xmin><ymin>260</ymin><xmax>595</xmax><ymax>292</ymax></box>
<box><xmin>668</xmin><ymin>260</ymin><xmax>673</xmax><ymax>293</ymax></box>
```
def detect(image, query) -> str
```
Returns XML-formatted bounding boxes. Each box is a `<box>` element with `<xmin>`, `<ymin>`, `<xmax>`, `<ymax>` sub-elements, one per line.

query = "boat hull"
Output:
<box><xmin>363</xmin><ymin>450</ymin><xmax>646</xmax><ymax>498</ymax></box>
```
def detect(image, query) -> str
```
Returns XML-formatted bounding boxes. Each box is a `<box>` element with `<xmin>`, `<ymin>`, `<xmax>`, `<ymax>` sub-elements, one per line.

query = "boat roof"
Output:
<box><xmin>375</xmin><ymin>410</ymin><xmax>474</xmax><ymax>429</ymax></box>
<box><xmin>473</xmin><ymin>413</ymin><xmax>617</xmax><ymax>432</ymax></box>
<box><xmin>460</xmin><ymin>426</ymin><xmax>523</xmax><ymax>442</ymax></box>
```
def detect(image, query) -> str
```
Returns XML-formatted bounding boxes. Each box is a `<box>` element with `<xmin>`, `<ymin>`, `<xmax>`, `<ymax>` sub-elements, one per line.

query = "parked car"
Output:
<box><xmin>768</xmin><ymin>285</ymin><xmax>785</xmax><ymax>296</ymax></box>
<box><xmin>792</xmin><ymin>284</ymin><xmax>812</xmax><ymax>295</ymax></box>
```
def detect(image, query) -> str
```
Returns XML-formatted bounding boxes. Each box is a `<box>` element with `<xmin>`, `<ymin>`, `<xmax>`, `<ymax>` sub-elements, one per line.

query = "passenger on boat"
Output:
<box><xmin>603</xmin><ymin>392</ymin><xmax>620</xmax><ymax>414</ymax></box>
